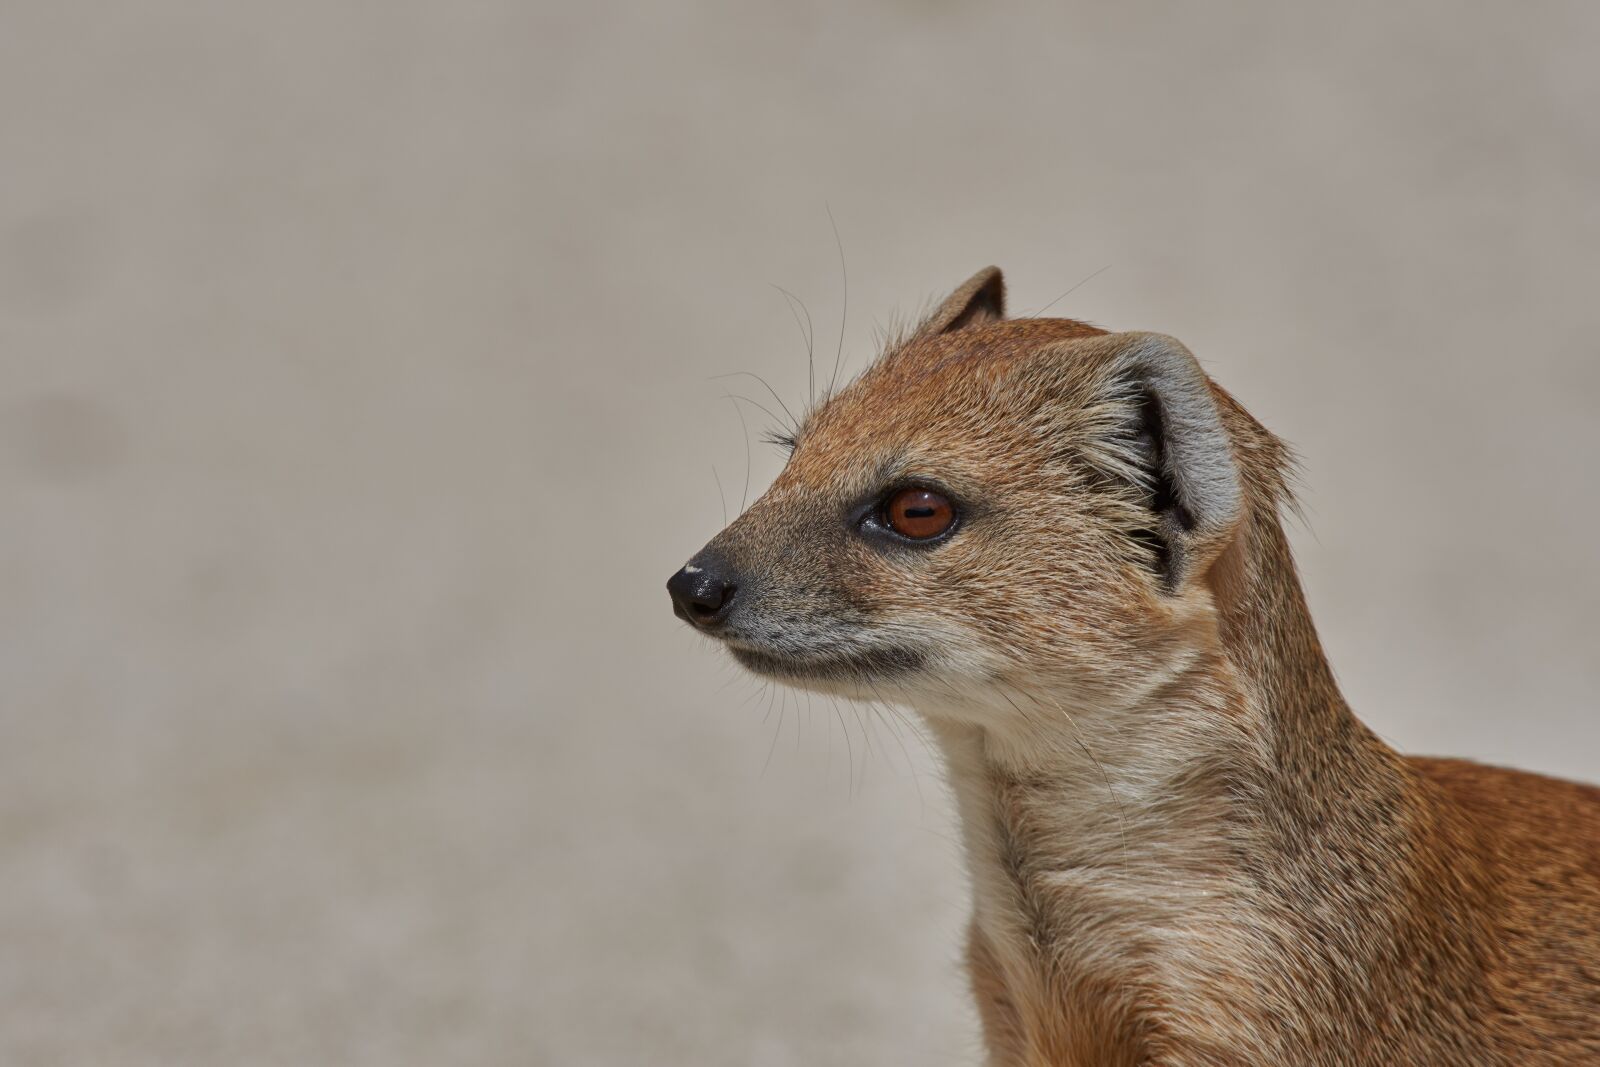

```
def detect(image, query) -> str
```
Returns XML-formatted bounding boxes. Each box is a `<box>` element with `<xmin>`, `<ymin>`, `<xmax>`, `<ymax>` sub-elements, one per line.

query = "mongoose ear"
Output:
<box><xmin>1097</xmin><ymin>333</ymin><xmax>1242</xmax><ymax>590</ymax></box>
<box><xmin>916</xmin><ymin>267</ymin><xmax>1005</xmax><ymax>338</ymax></box>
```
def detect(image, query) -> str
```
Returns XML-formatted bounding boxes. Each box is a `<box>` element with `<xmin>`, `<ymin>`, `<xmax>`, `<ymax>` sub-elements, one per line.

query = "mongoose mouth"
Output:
<box><xmin>727</xmin><ymin>642</ymin><xmax>926</xmax><ymax>682</ymax></box>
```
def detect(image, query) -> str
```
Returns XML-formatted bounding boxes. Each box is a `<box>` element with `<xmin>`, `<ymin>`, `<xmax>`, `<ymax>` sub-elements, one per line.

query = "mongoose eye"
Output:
<box><xmin>883</xmin><ymin>487</ymin><xmax>957</xmax><ymax>541</ymax></box>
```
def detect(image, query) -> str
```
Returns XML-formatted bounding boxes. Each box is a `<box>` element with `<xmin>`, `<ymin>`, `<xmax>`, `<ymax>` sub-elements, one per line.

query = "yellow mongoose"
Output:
<box><xmin>667</xmin><ymin>268</ymin><xmax>1600</xmax><ymax>1065</ymax></box>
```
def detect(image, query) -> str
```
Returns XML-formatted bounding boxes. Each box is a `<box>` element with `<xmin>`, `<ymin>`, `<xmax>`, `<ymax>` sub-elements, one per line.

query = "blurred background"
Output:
<box><xmin>3</xmin><ymin>2</ymin><xmax>1598</xmax><ymax>1064</ymax></box>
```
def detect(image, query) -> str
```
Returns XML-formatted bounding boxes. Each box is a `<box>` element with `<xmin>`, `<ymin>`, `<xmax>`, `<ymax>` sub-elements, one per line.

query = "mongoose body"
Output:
<box><xmin>667</xmin><ymin>268</ymin><xmax>1600</xmax><ymax>1065</ymax></box>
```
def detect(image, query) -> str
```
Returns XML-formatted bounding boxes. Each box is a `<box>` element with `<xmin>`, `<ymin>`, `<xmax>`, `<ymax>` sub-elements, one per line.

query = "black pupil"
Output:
<box><xmin>905</xmin><ymin>505</ymin><xmax>935</xmax><ymax>518</ymax></box>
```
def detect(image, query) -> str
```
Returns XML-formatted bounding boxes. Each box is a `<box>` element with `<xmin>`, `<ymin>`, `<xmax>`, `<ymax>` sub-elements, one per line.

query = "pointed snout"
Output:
<box><xmin>667</xmin><ymin>552</ymin><xmax>739</xmax><ymax>629</ymax></box>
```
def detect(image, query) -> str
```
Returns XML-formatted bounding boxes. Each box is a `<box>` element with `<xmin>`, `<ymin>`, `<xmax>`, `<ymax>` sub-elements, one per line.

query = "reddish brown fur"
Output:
<box><xmin>673</xmin><ymin>269</ymin><xmax>1600</xmax><ymax>1064</ymax></box>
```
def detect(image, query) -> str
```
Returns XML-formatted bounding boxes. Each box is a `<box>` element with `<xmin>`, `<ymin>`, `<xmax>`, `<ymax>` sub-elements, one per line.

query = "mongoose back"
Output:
<box><xmin>666</xmin><ymin>267</ymin><xmax>1600</xmax><ymax>1066</ymax></box>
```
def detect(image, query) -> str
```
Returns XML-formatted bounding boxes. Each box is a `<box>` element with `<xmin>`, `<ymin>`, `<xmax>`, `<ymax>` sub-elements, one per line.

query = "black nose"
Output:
<box><xmin>667</xmin><ymin>557</ymin><xmax>738</xmax><ymax>627</ymax></box>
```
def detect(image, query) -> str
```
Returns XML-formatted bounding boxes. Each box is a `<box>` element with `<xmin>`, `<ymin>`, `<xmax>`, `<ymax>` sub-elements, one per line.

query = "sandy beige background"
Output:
<box><xmin>3</xmin><ymin>2</ymin><xmax>1598</xmax><ymax>1064</ymax></box>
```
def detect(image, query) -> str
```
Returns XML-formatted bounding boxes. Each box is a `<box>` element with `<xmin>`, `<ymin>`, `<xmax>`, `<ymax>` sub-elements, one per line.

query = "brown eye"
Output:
<box><xmin>884</xmin><ymin>487</ymin><xmax>957</xmax><ymax>540</ymax></box>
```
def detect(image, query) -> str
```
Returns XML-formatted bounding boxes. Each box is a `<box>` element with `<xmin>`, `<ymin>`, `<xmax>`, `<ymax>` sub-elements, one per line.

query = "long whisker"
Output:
<box><xmin>825</xmin><ymin>204</ymin><xmax>848</xmax><ymax>400</ymax></box>
<box><xmin>862</xmin><ymin>678</ymin><xmax>941</xmax><ymax>813</ymax></box>
<box><xmin>764</xmin><ymin>696</ymin><xmax>786</xmax><ymax>776</ymax></box>
<box><xmin>832</xmin><ymin>699</ymin><xmax>855</xmax><ymax>798</ymax></box>
<box><xmin>718</xmin><ymin>392</ymin><xmax>788</xmax><ymax>434</ymax></box>
<box><xmin>1030</xmin><ymin>263</ymin><xmax>1112</xmax><ymax>319</ymax></box>
<box><xmin>791</xmin><ymin>688</ymin><xmax>804</xmax><ymax>751</ymax></box>
<box><xmin>721</xmin><ymin>396</ymin><xmax>753</xmax><ymax>514</ymax></box>
<box><xmin>770</xmin><ymin>283</ymin><xmax>816</xmax><ymax>407</ymax></box>
<box><xmin>709</xmin><ymin>371</ymin><xmax>798</xmax><ymax>433</ymax></box>
<box><xmin>866</xmin><ymin>701</ymin><xmax>925</xmax><ymax>809</ymax></box>
<box><xmin>848</xmin><ymin>700</ymin><xmax>876</xmax><ymax>793</ymax></box>
<box><xmin>711</xmin><ymin>466</ymin><xmax>728</xmax><ymax>526</ymax></box>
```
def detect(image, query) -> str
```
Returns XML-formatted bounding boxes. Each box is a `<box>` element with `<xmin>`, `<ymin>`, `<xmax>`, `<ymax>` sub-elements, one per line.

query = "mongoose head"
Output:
<box><xmin>669</xmin><ymin>268</ymin><xmax>1266</xmax><ymax>724</ymax></box>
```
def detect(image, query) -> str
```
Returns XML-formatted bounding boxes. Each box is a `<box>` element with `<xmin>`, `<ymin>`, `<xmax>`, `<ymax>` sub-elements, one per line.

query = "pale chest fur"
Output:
<box><xmin>930</xmin><ymin>699</ymin><xmax>1296</xmax><ymax>1066</ymax></box>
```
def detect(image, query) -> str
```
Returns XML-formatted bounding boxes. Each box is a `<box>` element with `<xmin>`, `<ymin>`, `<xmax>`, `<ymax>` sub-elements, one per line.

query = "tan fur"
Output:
<box><xmin>671</xmin><ymin>268</ymin><xmax>1600</xmax><ymax>1065</ymax></box>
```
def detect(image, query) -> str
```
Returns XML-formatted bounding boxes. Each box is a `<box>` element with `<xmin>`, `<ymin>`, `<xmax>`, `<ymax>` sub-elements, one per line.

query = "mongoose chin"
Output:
<box><xmin>667</xmin><ymin>267</ymin><xmax>1600</xmax><ymax>1066</ymax></box>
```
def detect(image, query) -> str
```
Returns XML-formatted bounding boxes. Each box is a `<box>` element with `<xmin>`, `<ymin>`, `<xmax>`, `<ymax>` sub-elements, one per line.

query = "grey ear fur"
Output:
<box><xmin>1105</xmin><ymin>333</ymin><xmax>1241</xmax><ymax>586</ymax></box>
<box><xmin>918</xmin><ymin>266</ymin><xmax>1005</xmax><ymax>337</ymax></box>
